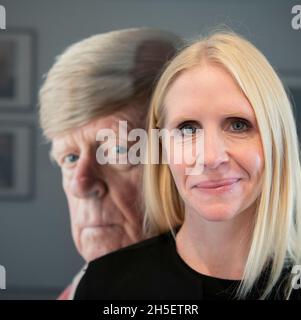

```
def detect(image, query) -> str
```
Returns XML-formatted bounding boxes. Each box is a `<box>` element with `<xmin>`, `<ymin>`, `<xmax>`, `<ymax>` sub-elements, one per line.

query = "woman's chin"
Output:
<box><xmin>193</xmin><ymin>205</ymin><xmax>238</xmax><ymax>222</ymax></box>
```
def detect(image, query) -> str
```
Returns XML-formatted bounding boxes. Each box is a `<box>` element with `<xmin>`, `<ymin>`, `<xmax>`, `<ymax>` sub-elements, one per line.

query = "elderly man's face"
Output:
<box><xmin>51</xmin><ymin>106</ymin><xmax>144</xmax><ymax>262</ymax></box>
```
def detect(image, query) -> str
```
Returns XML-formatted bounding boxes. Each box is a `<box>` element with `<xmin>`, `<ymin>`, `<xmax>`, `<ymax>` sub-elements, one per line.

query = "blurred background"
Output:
<box><xmin>0</xmin><ymin>0</ymin><xmax>300</xmax><ymax>299</ymax></box>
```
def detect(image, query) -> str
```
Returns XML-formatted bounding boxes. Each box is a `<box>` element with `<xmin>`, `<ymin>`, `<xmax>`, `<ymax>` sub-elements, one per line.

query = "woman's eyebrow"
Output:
<box><xmin>164</xmin><ymin>115</ymin><xmax>200</xmax><ymax>128</ymax></box>
<box><xmin>222</xmin><ymin>112</ymin><xmax>256</xmax><ymax>122</ymax></box>
<box><xmin>165</xmin><ymin>113</ymin><xmax>255</xmax><ymax>127</ymax></box>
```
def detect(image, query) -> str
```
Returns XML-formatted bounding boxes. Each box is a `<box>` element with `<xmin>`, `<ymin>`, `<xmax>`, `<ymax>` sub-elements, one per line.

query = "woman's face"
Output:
<box><xmin>163</xmin><ymin>64</ymin><xmax>264</xmax><ymax>222</ymax></box>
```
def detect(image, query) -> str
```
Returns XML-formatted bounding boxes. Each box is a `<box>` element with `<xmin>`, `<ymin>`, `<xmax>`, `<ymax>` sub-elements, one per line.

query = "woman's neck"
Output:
<box><xmin>175</xmin><ymin>205</ymin><xmax>255</xmax><ymax>280</ymax></box>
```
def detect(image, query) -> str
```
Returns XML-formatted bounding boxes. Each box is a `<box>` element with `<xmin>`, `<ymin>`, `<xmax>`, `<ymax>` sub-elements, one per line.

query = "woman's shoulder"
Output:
<box><xmin>74</xmin><ymin>230</ymin><xmax>176</xmax><ymax>299</ymax></box>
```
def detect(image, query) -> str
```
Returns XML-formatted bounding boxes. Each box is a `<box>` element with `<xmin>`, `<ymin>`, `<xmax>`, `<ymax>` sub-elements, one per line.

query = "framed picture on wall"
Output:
<box><xmin>0</xmin><ymin>29</ymin><xmax>35</xmax><ymax>111</ymax></box>
<box><xmin>0</xmin><ymin>122</ymin><xmax>34</xmax><ymax>200</ymax></box>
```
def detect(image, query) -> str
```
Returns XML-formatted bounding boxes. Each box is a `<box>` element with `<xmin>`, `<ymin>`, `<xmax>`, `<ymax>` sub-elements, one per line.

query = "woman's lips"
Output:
<box><xmin>194</xmin><ymin>178</ymin><xmax>241</xmax><ymax>194</ymax></box>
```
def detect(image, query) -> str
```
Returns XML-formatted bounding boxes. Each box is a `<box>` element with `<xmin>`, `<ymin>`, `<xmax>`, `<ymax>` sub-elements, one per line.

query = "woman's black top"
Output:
<box><xmin>74</xmin><ymin>230</ymin><xmax>300</xmax><ymax>300</ymax></box>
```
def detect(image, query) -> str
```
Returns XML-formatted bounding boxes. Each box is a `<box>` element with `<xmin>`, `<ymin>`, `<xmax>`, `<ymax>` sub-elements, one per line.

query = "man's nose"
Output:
<box><xmin>70</xmin><ymin>155</ymin><xmax>107</xmax><ymax>198</ymax></box>
<box><xmin>203</xmin><ymin>129</ymin><xmax>229</xmax><ymax>170</ymax></box>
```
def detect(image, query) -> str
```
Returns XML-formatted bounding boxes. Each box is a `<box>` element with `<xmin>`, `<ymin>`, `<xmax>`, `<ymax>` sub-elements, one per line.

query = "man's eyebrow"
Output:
<box><xmin>49</xmin><ymin>144</ymin><xmax>67</xmax><ymax>161</ymax></box>
<box><xmin>109</xmin><ymin>119</ymin><xmax>138</xmax><ymax>132</ymax></box>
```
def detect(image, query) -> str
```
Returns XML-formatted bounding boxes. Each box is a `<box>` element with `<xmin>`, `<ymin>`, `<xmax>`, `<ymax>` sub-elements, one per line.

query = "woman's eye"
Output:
<box><xmin>179</xmin><ymin>123</ymin><xmax>198</xmax><ymax>135</ymax></box>
<box><xmin>63</xmin><ymin>154</ymin><xmax>79</xmax><ymax>164</ymax></box>
<box><xmin>229</xmin><ymin>119</ymin><xmax>251</xmax><ymax>132</ymax></box>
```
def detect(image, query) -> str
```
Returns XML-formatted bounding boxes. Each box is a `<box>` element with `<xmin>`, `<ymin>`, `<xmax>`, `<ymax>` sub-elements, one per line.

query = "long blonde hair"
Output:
<box><xmin>143</xmin><ymin>31</ymin><xmax>301</xmax><ymax>299</ymax></box>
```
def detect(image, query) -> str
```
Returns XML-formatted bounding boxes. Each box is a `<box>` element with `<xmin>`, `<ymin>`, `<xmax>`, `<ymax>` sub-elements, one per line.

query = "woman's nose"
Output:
<box><xmin>70</xmin><ymin>156</ymin><xmax>107</xmax><ymax>198</ymax></box>
<box><xmin>203</xmin><ymin>129</ymin><xmax>229</xmax><ymax>170</ymax></box>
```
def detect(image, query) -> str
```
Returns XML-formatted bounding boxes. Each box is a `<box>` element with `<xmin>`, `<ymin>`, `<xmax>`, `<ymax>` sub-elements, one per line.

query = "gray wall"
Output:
<box><xmin>0</xmin><ymin>0</ymin><xmax>300</xmax><ymax>299</ymax></box>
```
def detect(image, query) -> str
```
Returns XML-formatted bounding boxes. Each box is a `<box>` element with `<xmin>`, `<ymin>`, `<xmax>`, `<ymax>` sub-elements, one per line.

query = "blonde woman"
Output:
<box><xmin>74</xmin><ymin>31</ymin><xmax>301</xmax><ymax>300</ymax></box>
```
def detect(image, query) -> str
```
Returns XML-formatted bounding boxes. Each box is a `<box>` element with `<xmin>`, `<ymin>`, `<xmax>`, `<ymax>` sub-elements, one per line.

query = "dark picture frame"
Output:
<box><xmin>0</xmin><ymin>122</ymin><xmax>34</xmax><ymax>200</ymax></box>
<box><xmin>0</xmin><ymin>29</ymin><xmax>35</xmax><ymax>111</ymax></box>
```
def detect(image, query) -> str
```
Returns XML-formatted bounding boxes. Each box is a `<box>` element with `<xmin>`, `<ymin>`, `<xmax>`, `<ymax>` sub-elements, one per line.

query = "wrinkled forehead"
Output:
<box><xmin>51</xmin><ymin>106</ymin><xmax>144</xmax><ymax>152</ymax></box>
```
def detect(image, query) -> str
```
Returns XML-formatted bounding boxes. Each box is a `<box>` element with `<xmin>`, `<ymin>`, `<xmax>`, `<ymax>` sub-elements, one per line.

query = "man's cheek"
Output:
<box><xmin>62</xmin><ymin>170</ymin><xmax>73</xmax><ymax>192</ymax></box>
<box><xmin>62</xmin><ymin>167</ymin><xmax>74</xmax><ymax>180</ymax></box>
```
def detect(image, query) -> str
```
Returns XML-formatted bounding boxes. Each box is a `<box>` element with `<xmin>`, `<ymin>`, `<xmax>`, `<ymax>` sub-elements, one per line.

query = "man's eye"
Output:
<box><xmin>63</xmin><ymin>154</ymin><xmax>79</xmax><ymax>164</ymax></box>
<box><xmin>112</xmin><ymin>145</ymin><xmax>128</xmax><ymax>154</ymax></box>
<box><xmin>229</xmin><ymin>119</ymin><xmax>251</xmax><ymax>132</ymax></box>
